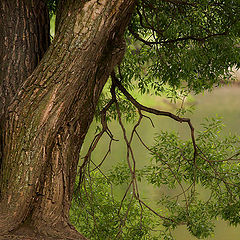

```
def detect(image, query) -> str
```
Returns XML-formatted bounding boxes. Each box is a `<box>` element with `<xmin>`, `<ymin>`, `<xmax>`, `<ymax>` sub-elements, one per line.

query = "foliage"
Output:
<box><xmin>72</xmin><ymin>118</ymin><xmax>240</xmax><ymax>239</ymax></box>
<box><xmin>141</xmin><ymin>117</ymin><xmax>240</xmax><ymax>238</ymax></box>
<box><xmin>121</xmin><ymin>0</ymin><xmax>240</xmax><ymax>95</ymax></box>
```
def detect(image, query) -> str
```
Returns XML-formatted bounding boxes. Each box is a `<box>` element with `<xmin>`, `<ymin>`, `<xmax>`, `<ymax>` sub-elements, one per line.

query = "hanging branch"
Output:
<box><xmin>110</xmin><ymin>70</ymin><xmax>199</xmax><ymax>216</ymax></box>
<box><xmin>110</xmin><ymin>75</ymin><xmax>181</xmax><ymax>227</ymax></box>
<box><xmin>111</xmin><ymin>71</ymin><xmax>197</xmax><ymax>162</ymax></box>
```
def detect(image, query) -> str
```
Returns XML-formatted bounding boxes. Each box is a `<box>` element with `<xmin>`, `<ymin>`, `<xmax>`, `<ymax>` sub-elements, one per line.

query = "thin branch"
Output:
<box><xmin>128</xmin><ymin>26</ymin><xmax>228</xmax><ymax>46</ymax></box>
<box><xmin>117</xmin><ymin>180</ymin><xmax>134</xmax><ymax>216</ymax></box>
<box><xmin>142</xmin><ymin>113</ymin><xmax>155</xmax><ymax>127</ymax></box>
<box><xmin>111</xmin><ymin>78</ymin><xmax>178</xmax><ymax>225</ymax></box>
<box><xmin>137</xmin><ymin>197</ymin><xmax>182</xmax><ymax>223</ymax></box>
<box><xmin>78</xmin><ymin>97</ymin><xmax>115</xmax><ymax>186</ymax></box>
<box><xmin>115</xmin><ymin>193</ymin><xmax>134</xmax><ymax>239</ymax></box>
<box><xmin>91</xmin><ymin>137</ymin><xmax>114</xmax><ymax>171</ymax></box>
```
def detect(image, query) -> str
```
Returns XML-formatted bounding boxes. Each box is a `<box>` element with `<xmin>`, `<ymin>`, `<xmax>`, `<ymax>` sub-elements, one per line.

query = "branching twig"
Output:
<box><xmin>78</xmin><ymin>97</ymin><xmax>115</xmax><ymax>187</ymax></box>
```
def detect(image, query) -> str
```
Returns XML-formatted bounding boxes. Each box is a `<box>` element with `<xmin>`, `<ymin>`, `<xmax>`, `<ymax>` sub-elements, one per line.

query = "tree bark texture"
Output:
<box><xmin>0</xmin><ymin>0</ymin><xmax>50</xmax><ymax>116</ymax></box>
<box><xmin>0</xmin><ymin>0</ymin><xmax>50</xmax><ymax>189</ymax></box>
<box><xmin>0</xmin><ymin>0</ymin><xmax>135</xmax><ymax>239</ymax></box>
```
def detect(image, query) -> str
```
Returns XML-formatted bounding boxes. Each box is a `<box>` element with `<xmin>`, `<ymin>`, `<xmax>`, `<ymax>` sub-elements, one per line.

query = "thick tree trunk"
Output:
<box><xmin>0</xmin><ymin>0</ymin><xmax>134</xmax><ymax>239</ymax></box>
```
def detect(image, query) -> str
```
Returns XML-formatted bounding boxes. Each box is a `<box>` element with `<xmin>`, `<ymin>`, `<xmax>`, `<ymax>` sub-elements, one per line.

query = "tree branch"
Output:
<box><xmin>111</xmin><ymin>71</ymin><xmax>197</xmax><ymax>161</ymax></box>
<box><xmin>128</xmin><ymin>25</ymin><xmax>228</xmax><ymax>46</ymax></box>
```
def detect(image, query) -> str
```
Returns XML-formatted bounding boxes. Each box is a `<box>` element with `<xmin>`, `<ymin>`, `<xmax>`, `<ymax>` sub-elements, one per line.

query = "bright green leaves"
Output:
<box><xmin>109</xmin><ymin>162</ymin><xmax>131</xmax><ymax>185</ymax></box>
<box><xmin>221</xmin><ymin>201</ymin><xmax>240</xmax><ymax>226</ymax></box>
<box><xmin>186</xmin><ymin>202</ymin><xmax>215</xmax><ymax>238</ymax></box>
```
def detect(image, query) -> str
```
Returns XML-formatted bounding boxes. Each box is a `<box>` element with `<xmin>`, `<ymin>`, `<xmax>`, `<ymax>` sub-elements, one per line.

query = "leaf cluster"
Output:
<box><xmin>120</xmin><ymin>0</ymin><xmax>240</xmax><ymax>95</ymax></box>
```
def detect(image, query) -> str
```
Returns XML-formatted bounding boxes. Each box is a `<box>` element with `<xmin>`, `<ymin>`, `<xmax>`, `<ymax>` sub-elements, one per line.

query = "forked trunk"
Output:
<box><xmin>0</xmin><ymin>0</ymin><xmax>134</xmax><ymax>239</ymax></box>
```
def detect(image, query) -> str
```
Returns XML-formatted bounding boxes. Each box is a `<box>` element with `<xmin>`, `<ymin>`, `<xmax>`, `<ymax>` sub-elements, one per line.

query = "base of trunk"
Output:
<box><xmin>0</xmin><ymin>221</ymin><xmax>88</xmax><ymax>240</ymax></box>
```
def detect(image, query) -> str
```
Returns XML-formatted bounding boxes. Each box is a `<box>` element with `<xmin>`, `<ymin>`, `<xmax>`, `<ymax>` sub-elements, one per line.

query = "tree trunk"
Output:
<box><xmin>0</xmin><ymin>0</ymin><xmax>135</xmax><ymax>239</ymax></box>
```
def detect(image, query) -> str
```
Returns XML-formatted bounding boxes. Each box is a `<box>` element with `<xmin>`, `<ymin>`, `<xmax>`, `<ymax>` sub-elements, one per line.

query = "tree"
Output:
<box><xmin>0</xmin><ymin>0</ymin><xmax>239</xmax><ymax>239</ymax></box>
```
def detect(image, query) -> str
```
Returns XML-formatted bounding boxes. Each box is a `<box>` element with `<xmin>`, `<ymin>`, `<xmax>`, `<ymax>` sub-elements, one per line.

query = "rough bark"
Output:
<box><xmin>0</xmin><ymin>0</ymin><xmax>135</xmax><ymax>239</ymax></box>
<box><xmin>0</xmin><ymin>0</ymin><xmax>50</xmax><ymax>116</ymax></box>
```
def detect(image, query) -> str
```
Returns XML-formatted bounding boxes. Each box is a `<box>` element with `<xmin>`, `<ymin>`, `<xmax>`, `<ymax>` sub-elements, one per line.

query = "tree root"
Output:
<box><xmin>0</xmin><ymin>221</ymin><xmax>88</xmax><ymax>240</ymax></box>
